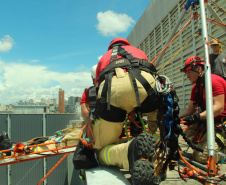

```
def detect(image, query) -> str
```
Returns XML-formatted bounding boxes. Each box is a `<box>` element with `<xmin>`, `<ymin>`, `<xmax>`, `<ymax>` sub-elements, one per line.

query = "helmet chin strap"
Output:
<box><xmin>190</xmin><ymin>69</ymin><xmax>204</xmax><ymax>83</ymax></box>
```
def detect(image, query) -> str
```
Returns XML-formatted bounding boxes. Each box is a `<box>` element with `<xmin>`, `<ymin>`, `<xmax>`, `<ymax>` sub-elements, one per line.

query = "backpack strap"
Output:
<box><xmin>89</xmin><ymin>86</ymin><xmax>98</xmax><ymax>109</ymax></box>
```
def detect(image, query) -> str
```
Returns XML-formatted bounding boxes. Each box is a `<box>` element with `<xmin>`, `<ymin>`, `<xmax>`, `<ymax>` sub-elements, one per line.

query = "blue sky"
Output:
<box><xmin>0</xmin><ymin>0</ymin><xmax>151</xmax><ymax>105</ymax></box>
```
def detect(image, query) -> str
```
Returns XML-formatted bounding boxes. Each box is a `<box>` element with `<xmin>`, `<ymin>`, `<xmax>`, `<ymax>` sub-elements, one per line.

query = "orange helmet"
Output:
<box><xmin>180</xmin><ymin>56</ymin><xmax>205</xmax><ymax>73</ymax></box>
<box><xmin>108</xmin><ymin>38</ymin><xmax>130</xmax><ymax>50</ymax></box>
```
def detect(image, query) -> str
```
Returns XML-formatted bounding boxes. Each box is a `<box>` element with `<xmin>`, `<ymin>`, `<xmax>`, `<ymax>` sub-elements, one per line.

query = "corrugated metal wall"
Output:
<box><xmin>0</xmin><ymin>114</ymin><xmax>78</xmax><ymax>185</ymax></box>
<box><xmin>0</xmin><ymin>114</ymin><xmax>8</xmax><ymax>185</ymax></box>
<box><xmin>131</xmin><ymin>0</ymin><xmax>226</xmax><ymax>110</ymax></box>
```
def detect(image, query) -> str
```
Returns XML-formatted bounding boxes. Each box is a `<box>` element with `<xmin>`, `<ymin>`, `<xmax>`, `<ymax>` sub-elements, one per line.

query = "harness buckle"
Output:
<box><xmin>99</xmin><ymin>97</ymin><xmax>106</xmax><ymax>104</ymax></box>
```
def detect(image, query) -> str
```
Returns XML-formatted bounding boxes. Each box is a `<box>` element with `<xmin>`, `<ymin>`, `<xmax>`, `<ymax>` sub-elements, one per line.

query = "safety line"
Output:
<box><xmin>151</xmin><ymin>15</ymin><xmax>196</xmax><ymax>65</ymax></box>
<box><xmin>157</xmin><ymin>33</ymin><xmax>199</xmax><ymax>74</ymax></box>
<box><xmin>37</xmin><ymin>153</ymin><xmax>70</xmax><ymax>185</ymax></box>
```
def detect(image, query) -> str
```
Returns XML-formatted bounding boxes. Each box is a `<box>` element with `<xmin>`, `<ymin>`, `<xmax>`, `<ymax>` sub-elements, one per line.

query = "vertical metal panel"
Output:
<box><xmin>10</xmin><ymin>114</ymin><xmax>43</xmax><ymax>185</ymax></box>
<box><xmin>46</xmin><ymin>155</ymin><xmax>68</xmax><ymax>185</ymax></box>
<box><xmin>11</xmin><ymin>114</ymin><xmax>43</xmax><ymax>143</ymax></box>
<box><xmin>45</xmin><ymin>114</ymin><xmax>76</xmax><ymax>185</ymax></box>
<box><xmin>133</xmin><ymin>0</ymin><xmax>226</xmax><ymax>111</ymax></box>
<box><xmin>0</xmin><ymin>114</ymin><xmax>9</xmax><ymax>185</ymax></box>
<box><xmin>0</xmin><ymin>114</ymin><xmax>8</xmax><ymax>134</ymax></box>
<box><xmin>11</xmin><ymin>159</ymin><xmax>44</xmax><ymax>185</ymax></box>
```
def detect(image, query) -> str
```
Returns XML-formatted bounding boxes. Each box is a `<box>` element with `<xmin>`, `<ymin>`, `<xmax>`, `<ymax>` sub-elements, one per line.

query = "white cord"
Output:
<box><xmin>155</xmin><ymin>75</ymin><xmax>172</xmax><ymax>95</ymax></box>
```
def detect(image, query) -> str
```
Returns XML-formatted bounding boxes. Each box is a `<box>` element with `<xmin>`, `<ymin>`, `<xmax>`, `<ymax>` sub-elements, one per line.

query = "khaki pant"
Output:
<box><xmin>31</xmin><ymin>129</ymin><xmax>80</xmax><ymax>152</ymax></box>
<box><xmin>184</xmin><ymin>124</ymin><xmax>225</xmax><ymax>164</ymax></box>
<box><xmin>93</xmin><ymin>68</ymin><xmax>157</xmax><ymax>170</ymax></box>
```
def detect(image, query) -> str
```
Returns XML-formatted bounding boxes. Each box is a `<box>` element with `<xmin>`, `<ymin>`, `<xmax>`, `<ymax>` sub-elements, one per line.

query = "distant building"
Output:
<box><xmin>41</xmin><ymin>98</ymin><xmax>46</xmax><ymax>103</ymax></box>
<box><xmin>29</xmin><ymin>99</ymin><xmax>34</xmax><ymax>103</ymax></box>
<box><xmin>13</xmin><ymin>103</ymin><xmax>49</xmax><ymax>114</ymax></box>
<box><xmin>58</xmin><ymin>88</ymin><xmax>65</xmax><ymax>113</ymax></box>
<box><xmin>67</xmin><ymin>96</ymin><xmax>76</xmax><ymax>113</ymax></box>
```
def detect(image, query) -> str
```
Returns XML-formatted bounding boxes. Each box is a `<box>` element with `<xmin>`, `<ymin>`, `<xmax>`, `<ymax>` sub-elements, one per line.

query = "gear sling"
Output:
<box><xmin>94</xmin><ymin>45</ymin><xmax>160</xmax><ymax>122</ymax></box>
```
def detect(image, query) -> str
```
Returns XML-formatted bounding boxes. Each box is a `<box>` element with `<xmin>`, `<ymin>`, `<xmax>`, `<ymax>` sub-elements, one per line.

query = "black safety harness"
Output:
<box><xmin>94</xmin><ymin>45</ymin><xmax>160</xmax><ymax>122</ymax></box>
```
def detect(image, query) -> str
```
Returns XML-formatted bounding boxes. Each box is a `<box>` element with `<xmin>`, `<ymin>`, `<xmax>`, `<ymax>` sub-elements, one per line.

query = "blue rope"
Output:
<box><xmin>184</xmin><ymin>0</ymin><xmax>199</xmax><ymax>10</ymax></box>
<box><xmin>163</xmin><ymin>93</ymin><xmax>174</xmax><ymax>141</ymax></box>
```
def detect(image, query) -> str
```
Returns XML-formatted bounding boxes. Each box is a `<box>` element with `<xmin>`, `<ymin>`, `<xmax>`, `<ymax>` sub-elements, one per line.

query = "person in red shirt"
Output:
<box><xmin>180</xmin><ymin>56</ymin><xmax>226</xmax><ymax>163</ymax></box>
<box><xmin>80</xmin><ymin>64</ymin><xmax>97</xmax><ymax>120</ymax></box>
<box><xmin>92</xmin><ymin>38</ymin><xmax>160</xmax><ymax>184</ymax></box>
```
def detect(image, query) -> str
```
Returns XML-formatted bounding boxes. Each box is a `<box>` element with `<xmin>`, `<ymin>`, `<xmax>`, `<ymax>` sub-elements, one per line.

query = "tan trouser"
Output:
<box><xmin>32</xmin><ymin>129</ymin><xmax>80</xmax><ymax>152</ymax></box>
<box><xmin>184</xmin><ymin>124</ymin><xmax>224</xmax><ymax>164</ymax></box>
<box><xmin>93</xmin><ymin>68</ymin><xmax>157</xmax><ymax>170</ymax></box>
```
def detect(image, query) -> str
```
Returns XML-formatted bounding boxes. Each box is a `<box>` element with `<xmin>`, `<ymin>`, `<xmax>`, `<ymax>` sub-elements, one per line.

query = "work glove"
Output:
<box><xmin>182</xmin><ymin>113</ymin><xmax>202</xmax><ymax>125</ymax></box>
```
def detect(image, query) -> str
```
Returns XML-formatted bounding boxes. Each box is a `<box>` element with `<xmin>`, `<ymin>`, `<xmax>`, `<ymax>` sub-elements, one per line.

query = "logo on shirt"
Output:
<box><xmin>116</xmin><ymin>59</ymin><xmax>125</xmax><ymax>64</ymax></box>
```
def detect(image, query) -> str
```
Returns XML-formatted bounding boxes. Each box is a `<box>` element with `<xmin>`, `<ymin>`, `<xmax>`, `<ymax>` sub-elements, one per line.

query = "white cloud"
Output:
<box><xmin>96</xmin><ymin>10</ymin><xmax>135</xmax><ymax>37</ymax></box>
<box><xmin>29</xmin><ymin>59</ymin><xmax>40</xmax><ymax>63</ymax></box>
<box><xmin>0</xmin><ymin>61</ymin><xmax>93</xmax><ymax>105</ymax></box>
<box><xmin>0</xmin><ymin>35</ymin><xmax>15</xmax><ymax>52</ymax></box>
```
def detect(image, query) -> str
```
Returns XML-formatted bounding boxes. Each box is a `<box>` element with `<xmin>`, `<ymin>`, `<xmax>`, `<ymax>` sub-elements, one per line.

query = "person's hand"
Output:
<box><xmin>182</xmin><ymin>113</ymin><xmax>202</xmax><ymax>125</ymax></box>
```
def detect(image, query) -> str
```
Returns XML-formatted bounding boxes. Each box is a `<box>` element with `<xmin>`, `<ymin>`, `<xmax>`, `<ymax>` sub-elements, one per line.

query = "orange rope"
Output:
<box><xmin>128</xmin><ymin>111</ymin><xmax>143</xmax><ymax>128</ymax></box>
<box><xmin>206</xmin><ymin>17</ymin><xmax>226</xmax><ymax>27</ymax></box>
<box><xmin>37</xmin><ymin>153</ymin><xmax>70</xmax><ymax>185</ymax></box>
<box><xmin>179</xmin><ymin>150</ymin><xmax>208</xmax><ymax>177</ymax></box>
<box><xmin>79</xmin><ymin>119</ymin><xmax>95</xmax><ymax>148</ymax></box>
<box><xmin>151</xmin><ymin>15</ymin><xmax>196</xmax><ymax>65</ymax></box>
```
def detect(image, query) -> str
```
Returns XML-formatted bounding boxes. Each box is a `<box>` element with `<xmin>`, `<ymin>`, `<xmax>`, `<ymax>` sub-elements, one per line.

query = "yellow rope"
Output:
<box><xmin>157</xmin><ymin>33</ymin><xmax>199</xmax><ymax>74</ymax></box>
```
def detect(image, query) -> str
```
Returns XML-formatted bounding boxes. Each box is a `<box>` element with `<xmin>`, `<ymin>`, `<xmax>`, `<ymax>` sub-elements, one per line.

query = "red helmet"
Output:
<box><xmin>108</xmin><ymin>38</ymin><xmax>130</xmax><ymax>50</ymax></box>
<box><xmin>180</xmin><ymin>56</ymin><xmax>205</xmax><ymax>73</ymax></box>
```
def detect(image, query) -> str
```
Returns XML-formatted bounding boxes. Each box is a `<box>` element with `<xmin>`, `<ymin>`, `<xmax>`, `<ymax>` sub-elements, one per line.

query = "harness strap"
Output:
<box><xmin>89</xmin><ymin>87</ymin><xmax>98</xmax><ymax>109</ymax></box>
<box><xmin>132</xmin><ymin>68</ymin><xmax>156</xmax><ymax>97</ymax></box>
<box><xmin>128</xmin><ymin>68</ymin><xmax>141</xmax><ymax>107</ymax></box>
<box><xmin>110</xmin><ymin>46</ymin><xmax>118</xmax><ymax>62</ymax></box>
<box><xmin>117</xmin><ymin>46</ymin><xmax>139</xmax><ymax>63</ymax></box>
<box><xmin>194</xmin><ymin>77</ymin><xmax>205</xmax><ymax>111</ymax></box>
<box><xmin>107</xmin><ymin>72</ymin><xmax>114</xmax><ymax>110</ymax></box>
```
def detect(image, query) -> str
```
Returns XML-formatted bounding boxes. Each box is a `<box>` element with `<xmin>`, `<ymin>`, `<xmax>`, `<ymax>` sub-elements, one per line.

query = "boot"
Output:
<box><xmin>128</xmin><ymin>132</ymin><xmax>159</xmax><ymax>185</ymax></box>
<box><xmin>0</xmin><ymin>132</ymin><xmax>13</xmax><ymax>156</ymax></box>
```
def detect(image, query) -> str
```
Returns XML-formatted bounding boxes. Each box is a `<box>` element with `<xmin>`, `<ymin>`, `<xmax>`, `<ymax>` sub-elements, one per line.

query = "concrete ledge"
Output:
<box><xmin>85</xmin><ymin>165</ymin><xmax>131</xmax><ymax>185</ymax></box>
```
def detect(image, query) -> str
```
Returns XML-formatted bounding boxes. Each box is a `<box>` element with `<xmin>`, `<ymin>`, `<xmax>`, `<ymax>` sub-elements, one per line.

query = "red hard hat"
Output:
<box><xmin>180</xmin><ymin>56</ymin><xmax>205</xmax><ymax>73</ymax></box>
<box><xmin>108</xmin><ymin>38</ymin><xmax>130</xmax><ymax>50</ymax></box>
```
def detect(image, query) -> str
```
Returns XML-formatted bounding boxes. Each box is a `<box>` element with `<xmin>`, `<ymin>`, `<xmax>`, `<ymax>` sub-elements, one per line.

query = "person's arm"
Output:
<box><xmin>199</xmin><ymin>94</ymin><xmax>224</xmax><ymax>119</ymax></box>
<box><xmin>81</xmin><ymin>103</ymin><xmax>89</xmax><ymax>120</ymax></box>
<box><xmin>179</xmin><ymin>100</ymin><xmax>197</xmax><ymax>118</ymax></box>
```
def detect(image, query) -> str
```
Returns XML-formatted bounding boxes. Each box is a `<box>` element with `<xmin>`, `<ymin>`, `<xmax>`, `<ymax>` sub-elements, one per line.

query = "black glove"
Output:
<box><xmin>182</xmin><ymin>113</ymin><xmax>202</xmax><ymax>125</ymax></box>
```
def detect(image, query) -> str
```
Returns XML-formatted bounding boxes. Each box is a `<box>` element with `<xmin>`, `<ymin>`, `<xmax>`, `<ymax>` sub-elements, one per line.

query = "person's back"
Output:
<box><xmin>92</xmin><ymin>38</ymin><xmax>161</xmax><ymax>185</ymax></box>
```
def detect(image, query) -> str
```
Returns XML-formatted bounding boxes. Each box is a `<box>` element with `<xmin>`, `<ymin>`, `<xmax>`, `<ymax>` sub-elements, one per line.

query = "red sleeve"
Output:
<box><xmin>80</xmin><ymin>89</ymin><xmax>89</xmax><ymax>104</ymax></box>
<box><xmin>211</xmin><ymin>74</ymin><xmax>225</xmax><ymax>96</ymax></box>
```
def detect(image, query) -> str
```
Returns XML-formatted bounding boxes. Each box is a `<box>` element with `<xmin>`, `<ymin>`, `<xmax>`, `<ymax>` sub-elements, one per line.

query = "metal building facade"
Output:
<box><xmin>127</xmin><ymin>0</ymin><xmax>226</xmax><ymax>110</ymax></box>
<box><xmin>0</xmin><ymin>113</ymin><xmax>79</xmax><ymax>185</ymax></box>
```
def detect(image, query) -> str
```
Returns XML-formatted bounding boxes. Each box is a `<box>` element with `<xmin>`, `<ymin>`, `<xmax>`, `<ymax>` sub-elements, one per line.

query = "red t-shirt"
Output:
<box><xmin>190</xmin><ymin>74</ymin><xmax>226</xmax><ymax>120</ymax></box>
<box><xmin>80</xmin><ymin>88</ymin><xmax>90</xmax><ymax>104</ymax></box>
<box><xmin>95</xmin><ymin>45</ymin><xmax>150</xmax><ymax>84</ymax></box>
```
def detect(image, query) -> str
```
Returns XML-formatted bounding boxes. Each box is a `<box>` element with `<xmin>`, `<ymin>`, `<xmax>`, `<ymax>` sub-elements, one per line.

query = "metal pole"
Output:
<box><xmin>205</xmin><ymin>2</ymin><xmax>226</xmax><ymax>32</ymax></box>
<box><xmin>43</xmin><ymin>114</ymin><xmax>47</xmax><ymax>185</ymax></box>
<box><xmin>7</xmin><ymin>114</ymin><xmax>11</xmax><ymax>185</ymax></box>
<box><xmin>199</xmin><ymin>0</ymin><xmax>216</xmax><ymax>177</ymax></box>
<box><xmin>155</xmin><ymin>9</ymin><xmax>187</xmax><ymax>67</ymax></box>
